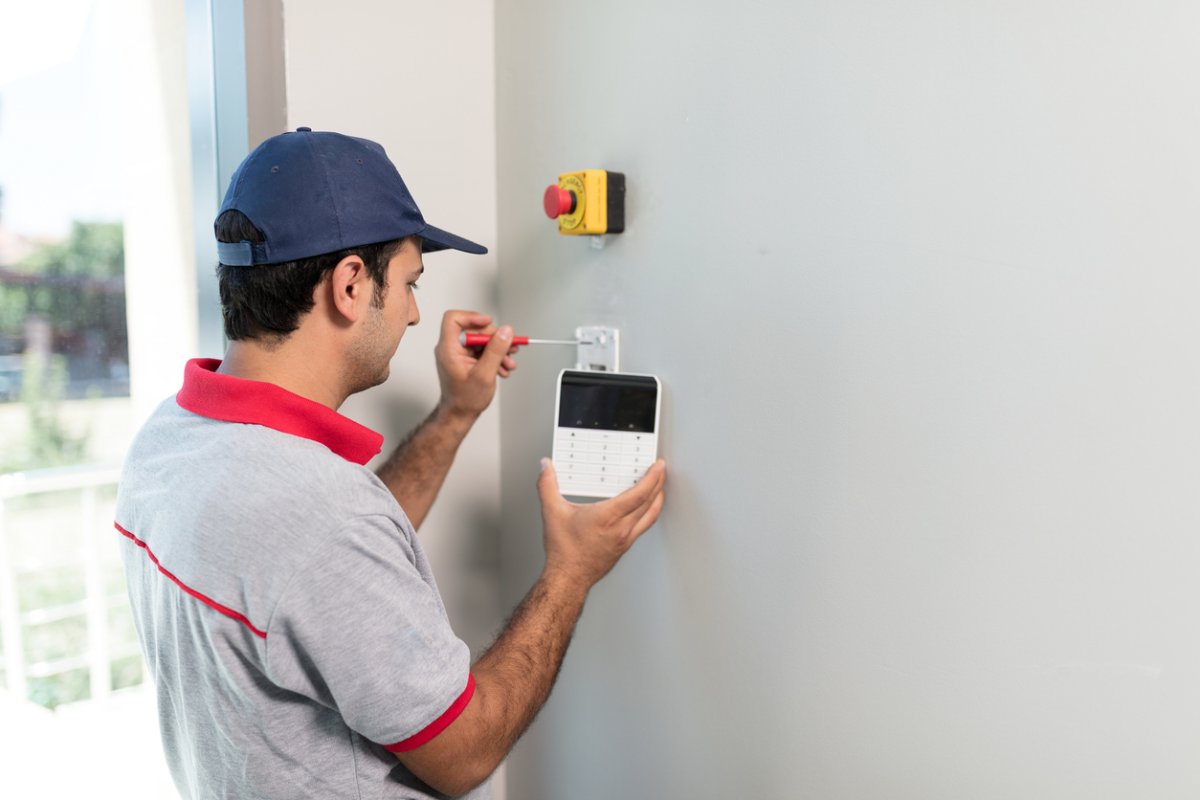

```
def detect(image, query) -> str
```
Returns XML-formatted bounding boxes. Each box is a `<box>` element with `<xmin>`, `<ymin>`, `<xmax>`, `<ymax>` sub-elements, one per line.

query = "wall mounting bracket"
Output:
<box><xmin>575</xmin><ymin>326</ymin><xmax>619</xmax><ymax>372</ymax></box>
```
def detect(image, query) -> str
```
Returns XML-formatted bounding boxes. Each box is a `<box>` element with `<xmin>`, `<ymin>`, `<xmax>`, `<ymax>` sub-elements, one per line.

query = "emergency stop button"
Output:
<box><xmin>544</xmin><ymin>185</ymin><xmax>576</xmax><ymax>219</ymax></box>
<box><xmin>544</xmin><ymin>170</ymin><xmax>624</xmax><ymax>236</ymax></box>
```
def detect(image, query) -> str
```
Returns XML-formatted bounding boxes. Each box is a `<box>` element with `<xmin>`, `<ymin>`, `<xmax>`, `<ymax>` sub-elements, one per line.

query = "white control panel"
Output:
<box><xmin>551</xmin><ymin>369</ymin><xmax>661</xmax><ymax>499</ymax></box>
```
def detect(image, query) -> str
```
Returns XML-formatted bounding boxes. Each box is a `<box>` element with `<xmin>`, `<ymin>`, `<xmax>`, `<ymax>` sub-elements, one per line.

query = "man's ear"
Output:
<box><xmin>326</xmin><ymin>254</ymin><xmax>370</xmax><ymax>323</ymax></box>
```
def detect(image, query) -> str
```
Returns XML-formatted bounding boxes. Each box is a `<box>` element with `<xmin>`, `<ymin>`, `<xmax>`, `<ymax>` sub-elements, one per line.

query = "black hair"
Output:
<box><xmin>214</xmin><ymin>209</ymin><xmax>404</xmax><ymax>342</ymax></box>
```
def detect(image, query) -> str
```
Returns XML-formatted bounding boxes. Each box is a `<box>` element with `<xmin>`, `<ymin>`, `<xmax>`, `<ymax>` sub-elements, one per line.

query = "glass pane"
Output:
<box><xmin>107</xmin><ymin>601</ymin><xmax>138</xmax><ymax>646</ymax></box>
<box><xmin>110</xmin><ymin>653</ymin><xmax>143</xmax><ymax>692</ymax></box>
<box><xmin>16</xmin><ymin>566</ymin><xmax>86</xmax><ymax>614</ymax></box>
<box><xmin>0</xmin><ymin>27</ymin><xmax>132</xmax><ymax>475</ymax></box>
<box><xmin>23</xmin><ymin>615</ymin><xmax>88</xmax><ymax>665</ymax></box>
<box><xmin>0</xmin><ymin>2</ymin><xmax>181</xmax><ymax>796</ymax></box>
<box><xmin>4</xmin><ymin>490</ymin><xmax>83</xmax><ymax>567</ymax></box>
<box><xmin>26</xmin><ymin>666</ymin><xmax>89</xmax><ymax>710</ymax></box>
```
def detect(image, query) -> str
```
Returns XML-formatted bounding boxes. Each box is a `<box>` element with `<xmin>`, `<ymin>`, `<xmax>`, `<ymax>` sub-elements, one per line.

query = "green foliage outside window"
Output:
<box><xmin>27</xmin><ymin>667</ymin><xmax>90</xmax><ymax>709</ymax></box>
<box><xmin>0</xmin><ymin>221</ymin><xmax>125</xmax><ymax>346</ymax></box>
<box><xmin>4</xmin><ymin>354</ymin><xmax>89</xmax><ymax>471</ymax></box>
<box><xmin>0</xmin><ymin>220</ymin><xmax>124</xmax><ymax>471</ymax></box>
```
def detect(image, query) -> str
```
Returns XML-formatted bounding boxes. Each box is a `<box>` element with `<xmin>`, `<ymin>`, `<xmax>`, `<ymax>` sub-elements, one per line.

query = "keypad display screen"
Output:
<box><xmin>557</xmin><ymin>371</ymin><xmax>658</xmax><ymax>433</ymax></box>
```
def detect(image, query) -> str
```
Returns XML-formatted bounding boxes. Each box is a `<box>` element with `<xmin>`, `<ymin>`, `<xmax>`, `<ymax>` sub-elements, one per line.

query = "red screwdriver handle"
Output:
<box><xmin>460</xmin><ymin>332</ymin><xmax>529</xmax><ymax>347</ymax></box>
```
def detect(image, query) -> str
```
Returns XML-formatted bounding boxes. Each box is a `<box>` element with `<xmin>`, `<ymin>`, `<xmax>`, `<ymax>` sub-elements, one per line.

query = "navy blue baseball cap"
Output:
<box><xmin>216</xmin><ymin>127</ymin><xmax>487</xmax><ymax>266</ymax></box>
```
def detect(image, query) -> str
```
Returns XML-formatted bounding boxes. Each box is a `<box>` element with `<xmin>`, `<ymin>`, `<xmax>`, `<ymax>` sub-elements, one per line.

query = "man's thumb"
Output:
<box><xmin>477</xmin><ymin>325</ymin><xmax>513</xmax><ymax>371</ymax></box>
<box><xmin>537</xmin><ymin>457</ymin><xmax>561</xmax><ymax>501</ymax></box>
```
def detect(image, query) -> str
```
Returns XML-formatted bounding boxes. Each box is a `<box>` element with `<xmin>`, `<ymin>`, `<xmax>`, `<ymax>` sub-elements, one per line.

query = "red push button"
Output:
<box><xmin>543</xmin><ymin>185</ymin><xmax>576</xmax><ymax>218</ymax></box>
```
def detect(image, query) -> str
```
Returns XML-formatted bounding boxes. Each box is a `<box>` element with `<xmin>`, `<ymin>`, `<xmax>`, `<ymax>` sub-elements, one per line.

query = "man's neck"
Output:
<box><xmin>218</xmin><ymin>338</ymin><xmax>348</xmax><ymax>411</ymax></box>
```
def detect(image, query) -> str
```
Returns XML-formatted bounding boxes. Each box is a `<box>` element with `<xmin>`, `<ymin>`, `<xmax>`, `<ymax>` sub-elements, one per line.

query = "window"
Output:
<box><xmin>0</xmin><ymin>1</ymin><xmax>206</xmax><ymax>795</ymax></box>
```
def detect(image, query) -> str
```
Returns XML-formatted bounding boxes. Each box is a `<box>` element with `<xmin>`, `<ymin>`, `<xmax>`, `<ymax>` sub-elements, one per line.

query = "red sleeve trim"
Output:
<box><xmin>383</xmin><ymin>674</ymin><xmax>476</xmax><ymax>753</ymax></box>
<box><xmin>115</xmin><ymin>522</ymin><xmax>268</xmax><ymax>639</ymax></box>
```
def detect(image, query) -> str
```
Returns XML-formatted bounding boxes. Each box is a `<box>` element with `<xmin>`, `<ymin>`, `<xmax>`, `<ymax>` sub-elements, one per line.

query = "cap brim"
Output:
<box><xmin>419</xmin><ymin>224</ymin><xmax>488</xmax><ymax>255</ymax></box>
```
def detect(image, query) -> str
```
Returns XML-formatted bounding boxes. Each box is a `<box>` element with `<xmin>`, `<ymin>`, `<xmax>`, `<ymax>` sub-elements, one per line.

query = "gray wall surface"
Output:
<box><xmin>496</xmin><ymin>2</ymin><xmax>1200</xmax><ymax>797</ymax></box>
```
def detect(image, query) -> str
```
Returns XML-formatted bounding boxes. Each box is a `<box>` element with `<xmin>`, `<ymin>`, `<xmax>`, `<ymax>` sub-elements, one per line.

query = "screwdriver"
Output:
<box><xmin>459</xmin><ymin>332</ymin><xmax>589</xmax><ymax>347</ymax></box>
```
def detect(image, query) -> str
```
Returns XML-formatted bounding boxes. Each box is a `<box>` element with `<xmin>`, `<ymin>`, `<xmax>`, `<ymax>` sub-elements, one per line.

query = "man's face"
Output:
<box><xmin>347</xmin><ymin>237</ymin><xmax>423</xmax><ymax>393</ymax></box>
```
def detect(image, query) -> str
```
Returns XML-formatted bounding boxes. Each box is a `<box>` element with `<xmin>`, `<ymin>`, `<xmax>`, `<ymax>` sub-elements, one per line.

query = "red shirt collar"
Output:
<box><xmin>175</xmin><ymin>358</ymin><xmax>384</xmax><ymax>465</ymax></box>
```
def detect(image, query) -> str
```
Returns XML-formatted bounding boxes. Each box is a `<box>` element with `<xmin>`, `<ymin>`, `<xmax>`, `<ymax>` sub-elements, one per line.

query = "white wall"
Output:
<box><xmin>496</xmin><ymin>1</ymin><xmax>1200</xmax><ymax>798</ymax></box>
<box><xmin>281</xmin><ymin>0</ymin><xmax>502</xmax><ymax>655</ymax></box>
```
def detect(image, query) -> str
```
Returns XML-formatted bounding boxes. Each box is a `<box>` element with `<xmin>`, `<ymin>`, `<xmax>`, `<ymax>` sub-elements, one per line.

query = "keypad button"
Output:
<box><xmin>554</xmin><ymin>428</ymin><xmax>657</xmax><ymax>498</ymax></box>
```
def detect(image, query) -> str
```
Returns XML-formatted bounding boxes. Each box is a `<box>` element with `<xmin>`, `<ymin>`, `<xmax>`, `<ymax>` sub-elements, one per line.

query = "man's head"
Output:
<box><xmin>216</xmin><ymin>209</ymin><xmax>401</xmax><ymax>343</ymax></box>
<box><xmin>214</xmin><ymin>127</ymin><xmax>485</xmax><ymax>345</ymax></box>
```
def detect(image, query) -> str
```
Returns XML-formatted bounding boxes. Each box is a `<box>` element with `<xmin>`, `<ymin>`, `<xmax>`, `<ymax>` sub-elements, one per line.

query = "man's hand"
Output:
<box><xmin>435</xmin><ymin>310</ymin><xmax>519</xmax><ymax>421</ymax></box>
<box><xmin>376</xmin><ymin>310</ymin><xmax>518</xmax><ymax>528</ymax></box>
<box><xmin>537</xmin><ymin>458</ymin><xmax>667</xmax><ymax>588</ymax></box>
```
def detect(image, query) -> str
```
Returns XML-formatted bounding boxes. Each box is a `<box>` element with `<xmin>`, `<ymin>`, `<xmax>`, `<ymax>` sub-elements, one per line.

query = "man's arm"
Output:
<box><xmin>375</xmin><ymin>310</ymin><xmax>516</xmax><ymax>529</ymax></box>
<box><xmin>393</xmin><ymin>457</ymin><xmax>668</xmax><ymax>797</ymax></box>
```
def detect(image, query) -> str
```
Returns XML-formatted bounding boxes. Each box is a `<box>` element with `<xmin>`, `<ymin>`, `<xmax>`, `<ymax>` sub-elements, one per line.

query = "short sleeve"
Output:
<box><xmin>264</xmin><ymin>514</ymin><xmax>473</xmax><ymax>749</ymax></box>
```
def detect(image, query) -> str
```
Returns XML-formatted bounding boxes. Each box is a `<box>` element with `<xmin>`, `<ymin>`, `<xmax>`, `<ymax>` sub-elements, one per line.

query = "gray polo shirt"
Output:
<box><xmin>115</xmin><ymin>359</ymin><xmax>489</xmax><ymax>799</ymax></box>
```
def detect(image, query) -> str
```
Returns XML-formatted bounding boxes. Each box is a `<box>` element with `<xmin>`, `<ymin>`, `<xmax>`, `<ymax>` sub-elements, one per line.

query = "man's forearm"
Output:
<box><xmin>375</xmin><ymin>402</ymin><xmax>476</xmax><ymax>529</ymax></box>
<box><xmin>394</xmin><ymin>459</ymin><xmax>667</xmax><ymax>797</ymax></box>
<box><xmin>395</xmin><ymin>569</ymin><xmax>589</xmax><ymax>796</ymax></box>
<box><xmin>471</xmin><ymin>569</ymin><xmax>588</xmax><ymax>752</ymax></box>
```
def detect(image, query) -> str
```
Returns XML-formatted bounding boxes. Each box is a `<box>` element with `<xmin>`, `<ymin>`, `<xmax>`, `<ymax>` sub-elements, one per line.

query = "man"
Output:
<box><xmin>115</xmin><ymin>127</ymin><xmax>666</xmax><ymax>799</ymax></box>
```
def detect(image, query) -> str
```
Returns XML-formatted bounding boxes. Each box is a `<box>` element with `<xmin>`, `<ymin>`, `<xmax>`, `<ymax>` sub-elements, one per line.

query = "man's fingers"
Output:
<box><xmin>442</xmin><ymin>309</ymin><xmax>492</xmax><ymax>335</ymax></box>
<box><xmin>626</xmin><ymin>468</ymin><xmax>666</xmax><ymax>522</ymax></box>
<box><xmin>440</xmin><ymin>310</ymin><xmax>494</xmax><ymax>350</ymax></box>
<box><xmin>625</xmin><ymin>488</ymin><xmax>666</xmax><ymax>542</ymax></box>
<box><xmin>607</xmin><ymin>460</ymin><xmax>666</xmax><ymax>519</ymax></box>
<box><xmin>471</xmin><ymin>325</ymin><xmax>513</xmax><ymax>373</ymax></box>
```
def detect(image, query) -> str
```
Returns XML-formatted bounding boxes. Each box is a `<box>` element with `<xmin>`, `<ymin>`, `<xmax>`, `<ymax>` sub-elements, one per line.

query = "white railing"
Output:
<box><xmin>0</xmin><ymin>464</ymin><xmax>132</xmax><ymax>705</ymax></box>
